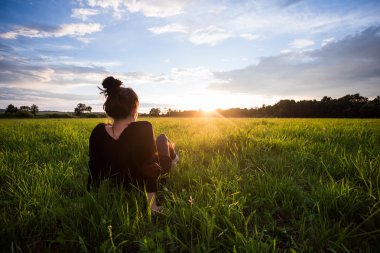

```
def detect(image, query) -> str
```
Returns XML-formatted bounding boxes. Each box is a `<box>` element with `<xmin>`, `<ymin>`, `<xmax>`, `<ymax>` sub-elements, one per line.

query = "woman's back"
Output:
<box><xmin>88</xmin><ymin>121</ymin><xmax>160</xmax><ymax>191</ymax></box>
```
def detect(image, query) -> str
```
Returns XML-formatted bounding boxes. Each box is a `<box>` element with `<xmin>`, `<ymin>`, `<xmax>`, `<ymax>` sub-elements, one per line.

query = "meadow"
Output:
<box><xmin>0</xmin><ymin>118</ymin><xmax>379</xmax><ymax>252</ymax></box>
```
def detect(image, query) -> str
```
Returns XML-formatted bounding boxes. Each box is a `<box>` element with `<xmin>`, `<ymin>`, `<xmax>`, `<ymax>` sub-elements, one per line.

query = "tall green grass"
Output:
<box><xmin>0</xmin><ymin>118</ymin><xmax>379</xmax><ymax>252</ymax></box>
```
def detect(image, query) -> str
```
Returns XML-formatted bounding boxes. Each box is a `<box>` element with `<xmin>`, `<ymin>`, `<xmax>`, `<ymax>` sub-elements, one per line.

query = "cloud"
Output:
<box><xmin>86</xmin><ymin>0</ymin><xmax>189</xmax><ymax>18</ymax></box>
<box><xmin>321</xmin><ymin>37</ymin><xmax>336</xmax><ymax>47</ymax></box>
<box><xmin>71</xmin><ymin>8</ymin><xmax>100</xmax><ymax>21</ymax></box>
<box><xmin>148</xmin><ymin>24</ymin><xmax>187</xmax><ymax>34</ymax></box>
<box><xmin>124</xmin><ymin>0</ymin><xmax>188</xmax><ymax>17</ymax></box>
<box><xmin>0</xmin><ymin>48</ymin><xmax>109</xmax><ymax>87</ymax></box>
<box><xmin>239</xmin><ymin>33</ymin><xmax>260</xmax><ymax>41</ymax></box>
<box><xmin>189</xmin><ymin>26</ymin><xmax>232</xmax><ymax>46</ymax></box>
<box><xmin>0</xmin><ymin>23</ymin><xmax>102</xmax><ymax>40</ymax></box>
<box><xmin>0</xmin><ymin>48</ymin><xmax>111</xmax><ymax>110</ymax></box>
<box><xmin>0</xmin><ymin>43</ymin><xmax>12</xmax><ymax>52</ymax></box>
<box><xmin>0</xmin><ymin>87</ymin><xmax>95</xmax><ymax>101</ymax></box>
<box><xmin>117</xmin><ymin>67</ymin><xmax>215</xmax><ymax>86</ymax></box>
<box><xmin>76</xmin><ymin>1</ymin><xmax>379</xmax><ymax>47</ymax></box>
<box><xmin>278</xmin><ymin>0</ymin><xmax>303</xmax><ymax>7</ymax></box>
<box><xmin>289</xmin><ymin>39</ymin><xmax>314</xmax><ymax>48</ymax></box>
<box><xmin>148</xmin><ymin>24</ymin><xmax>261</xmax><ymax>45</ymax></box>
<box><xmin>142</xmin><ymin>1</ymin><xmax>379</xmax><ymax>46</ymax></box>
<box><xmin>87</xmin><ymin>0</ymin><xmax>125</xmax><ymax>18</ymax></box>
<box><xmin>211</xmin><ymin>26</ymin><xmax>380</xmax><ymax>97</ymax></box>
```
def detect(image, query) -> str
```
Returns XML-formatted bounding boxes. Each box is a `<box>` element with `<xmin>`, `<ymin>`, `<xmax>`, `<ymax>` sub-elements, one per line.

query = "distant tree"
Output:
<box><xmin>372</xmin><ymin>96</ymin><xmax>380</xmax><ymax>103</ymax></box>
<box><xmin>30</xmin><ymin>104</ymin><xmax>39</xmax><ymax>115</ymax></box>
<box><xmin>5</xmin><ymin>104</ymin><xmax>18</xmax><ymax>114</ymax></box>
<box><xmin>19</xmin><ymin>105</ymin><xmax>31</xmax><ymax>112</ymax></box>
<box><xmin>74</xmin><ymin>103</ymin><xmax>92</xmax><ymax>116</ymax></box>
<box><xmin>149</xmin><ymin>108</ymin><xmax>161</xmax><ymax>117</ymax></box>
<box><xmin>166</xmin><ymin>108</ymin><xmax>173</xmax><ymax>116</ymax></box>
<box><xmin>321</xmin><ymin>96</ymin><xmax>332</xmax><ymax>103</ymax></box>
<box><xmin>360</xmin><ymin>103</ymin><xmax>379</xmax><ymax>118</ymax></box>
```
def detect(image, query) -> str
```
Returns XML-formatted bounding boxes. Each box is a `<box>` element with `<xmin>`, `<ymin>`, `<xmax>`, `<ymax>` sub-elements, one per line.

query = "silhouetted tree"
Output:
<box><xmin>5</xmin><ymin>104</ymin><xmax>18</xmax><ymax>114</ymax></box>
<box><xmin>30</xmin><ymin>104</ymin><xmax>39</xmax><ymax>115</ymax></box>
<box><xmin>74</xmin><ymin>103</ymin><xmax>92</xmax><ymax>116</ymax></box>
<box><xmin>149</xmin><ymin>108</ymin><xmax>161</xmax><ymax>117</ymax></box>
<box><xmin>19</xmin><ymin>105</ymin><xmax>31</xmax><ymax>112</ymax></box>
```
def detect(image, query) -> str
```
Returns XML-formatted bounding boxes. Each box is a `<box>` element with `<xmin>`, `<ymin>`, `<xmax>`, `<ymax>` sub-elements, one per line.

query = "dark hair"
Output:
<box><xmin>99</xmin><ymin>76</ymin><xmax>139</xmax><ymax>120</ymax></box>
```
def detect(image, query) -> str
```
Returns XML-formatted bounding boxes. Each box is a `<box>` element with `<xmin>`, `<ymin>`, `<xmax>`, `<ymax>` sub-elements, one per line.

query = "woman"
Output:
<box><xmin>88</xmin><ymin>76</ymin><xmax>178</xmax><ymax>213</ymax></box>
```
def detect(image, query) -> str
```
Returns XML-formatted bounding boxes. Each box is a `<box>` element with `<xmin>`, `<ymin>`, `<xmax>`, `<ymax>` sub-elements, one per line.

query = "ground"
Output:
<box><xmin>0</xmin><ymin>118</ymin><xmax>379</xmax><ymax>252</ymax></box>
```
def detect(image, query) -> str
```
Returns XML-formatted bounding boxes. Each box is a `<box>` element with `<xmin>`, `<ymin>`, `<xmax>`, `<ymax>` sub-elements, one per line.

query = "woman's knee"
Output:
<box><xmin>156</xmin><ymin>134</ymin><xmax>168</xmax><ymax>143</ymax></box>
<box><xmin>156</xmin><ymin>134</ymin><xmax>170</xmax><ymax>157</ymax></box>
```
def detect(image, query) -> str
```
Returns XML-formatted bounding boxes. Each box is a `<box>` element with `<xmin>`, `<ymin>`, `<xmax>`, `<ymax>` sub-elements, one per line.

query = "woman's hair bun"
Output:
<box><xmin>99</xmin><ymin>76</ymin><xmax>122</xmax><ymax>97</ymax></box>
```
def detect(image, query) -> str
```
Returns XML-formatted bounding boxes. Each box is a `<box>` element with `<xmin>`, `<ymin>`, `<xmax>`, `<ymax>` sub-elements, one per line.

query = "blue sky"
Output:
<box><xmin>0</xmin><ymin>0</ymin><xmax>379</xmax><ymax>112</ymax></box>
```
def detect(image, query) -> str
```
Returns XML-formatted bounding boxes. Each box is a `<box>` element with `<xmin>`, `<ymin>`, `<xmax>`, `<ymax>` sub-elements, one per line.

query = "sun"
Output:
<box><xmin>200</xmin><ymin>105</ymin><xmax>216</xmax><ymax>113</ymax></box>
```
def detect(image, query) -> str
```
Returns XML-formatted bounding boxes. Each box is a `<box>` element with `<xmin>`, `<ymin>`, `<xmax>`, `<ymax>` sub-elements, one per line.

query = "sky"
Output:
<box><xmin>0</xmin><ymin>0</ymin><xmax>379</xmax><ymax>112</ymax></box>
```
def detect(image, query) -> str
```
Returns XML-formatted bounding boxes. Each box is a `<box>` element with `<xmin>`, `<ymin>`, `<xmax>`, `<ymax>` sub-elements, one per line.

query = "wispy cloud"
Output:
<box><xmin>144</xmin><ymin>1</ymin><xmax>379</xmax><ymax>46</ymax></box>
<box><xmin>289</xmin><ymin>39</ymin><xmax>315</xmax><ymax>48</ymax></box>
<box><xmin>0</xmin><ymin>48</ymin><xmax>108</xmax><ymax>88</ymax></box>
<box><xmin>211</xmin><ymin>26</ymin><xmax>380</xmax><ymax>97</ymax></box>
<box><xmin>321</xmin><ymin>37</ymin><xmax>336</xmax><ymax>47</ymax></box>
<box><xmin>0</xmin><ymin>23</ymin><xmax>102</xmax><ymax>40</ymax></box>
<box><xmin>189</xmin><ymin>26</ymin><xmax>232</xmax><ymax>46</ymax></box>
<box><xmin>148</xmin><ymin>24</ymin><xmax>188</xmax><ymax>34</ymax></box>
<box><xmin>0</xmin><ymin>87</ymin><xmax>95</xmax><ymax>101</ymax></box>
<box><xmin>71</xmin><ymin>8</ymin><xmax>100</xmax><ymax>21</ymax></box>
<box><xmin>86</xmin><ymin>0</ymin><xmax>190</xmax><ymax>18</ymax></box>
<box><xmin>124</xmin><ymin>0</ymin><xmax>189</xmax><ymax>17</ymax></box>
<box><xmin>118</xmin><ymin>67</ymin><xmax>216</xmax><ymax>86</ymax></box>
<box><xmin>148</xmin><ymin>24</ymin><xmax>261</xmax><ymax>46</ymax></box>
<box><xmin>239</xmin><ymin>33</ymin><xmax>260</xmax><ymax>41</ymax></box>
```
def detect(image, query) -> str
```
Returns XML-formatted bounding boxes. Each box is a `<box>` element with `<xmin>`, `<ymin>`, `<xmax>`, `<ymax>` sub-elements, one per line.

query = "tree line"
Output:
<box><xmin>2</xmin><ymin>94</ymin><xmax>379</xmax><ymax>118</ymax></box>
<box><xmin>148</xmin><ymin>94</ymin><xmax>380</xmax><ymax>118</ymax></box>
<box><xmin>3</xmin><ymin>104</ymin><xmax>39</xmax><ymax>117</ymax></box>
<box><xmin>2</xmin><ymin>103</ymin><xmax>98</xmax><ymax>118</ymax></box>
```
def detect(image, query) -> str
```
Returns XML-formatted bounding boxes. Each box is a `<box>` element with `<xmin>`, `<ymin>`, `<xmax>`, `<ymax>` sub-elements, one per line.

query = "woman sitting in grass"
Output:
<box><xmin>87</xmin><ymin>76</ymin><xmax>178</xmax><ymax>213</ymax></box>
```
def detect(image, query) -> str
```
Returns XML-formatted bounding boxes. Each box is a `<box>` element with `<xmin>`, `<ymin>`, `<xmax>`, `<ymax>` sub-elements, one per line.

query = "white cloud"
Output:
<box><xmin>189</xmin><ymin>26</ymin><xmax>232</xmax><ymax>46</ymax></box>
<box><xmin>280</xmin><ymin>49</ymin><xmax>292</xmax><ymax>54</ymax></box>
<box><xmin>87</xmin><ymin>0</ymin><xmax>125</xmax><ymax>18</ymax></box>
<box><xmin>239</xmin><ymin>33</ymin><xmax>260</xmax><ymax>41</ymax></box>
<box><xmin>211</xmin><ymin>27</ymin><xmax>380</xmax><ymax>97</ymax></box>
<box><xmin>86</xmin><ymin>0</ymin><xmax>190</xmax><ymax>18</ymax></box>
<box><xmin>124</xmin><ymin>0</ymin><xmax>188</xmax><ymax>17</ymax></box>
<box><xmin>321</xmin><ymin>37</ymin><xmax>336</xmax><ymax>47</ymax></box>
<box><xmin>148</xmin><ymin>24</ymin><xmax>188</xmax><ymax>34</ymax></box>
<box><xmin>118</xmin><ymin>67</ymin><xmax>215</xmax><ymax>87</ymax></box>
<box><xmin>55</xmin><ymin>23</ymin><xmax>102</xmax><ymax>37</ymax></box>
<box><xmin>75</xmin><ymin>1</ymin><xmax>380</xmax><ymax>48</ymax></box>
<box><xmin>0</xmin><ymin>23</ymin><xmax>102</xmax><ymax>39</ymax></box>
<box><xmin>0</xmin><ymin>27</ymin><xmax>43</xmax><ymax>39</ymax></box>
<box><xmin>71</xmin><ymin>8</ymin><xmax>100</xmax><ymax>21</ymax></box>
<box><xmin>289</xmin><ymin>39</ymin><xmax>315</xmax><ymax>48</ymax></box>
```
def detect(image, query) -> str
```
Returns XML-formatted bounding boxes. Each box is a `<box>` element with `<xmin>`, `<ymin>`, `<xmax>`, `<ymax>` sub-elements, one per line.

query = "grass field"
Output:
<box><xmin>0</xmin><ymin>118</ymin><xmax>379</xmax><ymax>252</ymax></box>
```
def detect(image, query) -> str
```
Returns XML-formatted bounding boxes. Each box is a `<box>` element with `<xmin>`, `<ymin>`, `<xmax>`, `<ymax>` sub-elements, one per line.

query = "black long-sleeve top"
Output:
<box><xmin>88</xmin><ymin>121</ymin><xmax>161</xmax><ymax>192</ymax></box>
